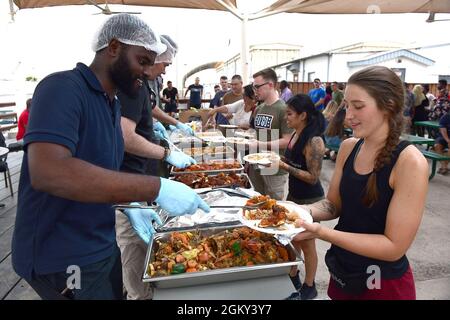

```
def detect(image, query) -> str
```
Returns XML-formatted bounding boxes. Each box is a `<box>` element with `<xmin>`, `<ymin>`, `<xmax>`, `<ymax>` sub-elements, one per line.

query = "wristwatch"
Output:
<box><xmin>163</xmin><ymin>146</ymin><xmax>171</xmax><ymax>161</ymax></box>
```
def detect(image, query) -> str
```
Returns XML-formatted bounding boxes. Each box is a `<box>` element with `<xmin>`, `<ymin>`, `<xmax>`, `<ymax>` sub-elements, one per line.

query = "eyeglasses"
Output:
<box><xmin>252</xmin><ymin>82</ymin><xmax>270</xmax><ymax>90</ymax></box>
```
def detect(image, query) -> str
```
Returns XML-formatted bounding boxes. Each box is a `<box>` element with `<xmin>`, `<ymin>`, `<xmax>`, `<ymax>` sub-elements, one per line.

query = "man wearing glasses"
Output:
<box><xmin>308</xmin><ymin>78</ymin><xmax>326</xmax><ymax>111</ymax></box>
<box><xmin>249</xmin><ymin>68</ymin><xmax>293</xmax><ymax>200</ymax></box>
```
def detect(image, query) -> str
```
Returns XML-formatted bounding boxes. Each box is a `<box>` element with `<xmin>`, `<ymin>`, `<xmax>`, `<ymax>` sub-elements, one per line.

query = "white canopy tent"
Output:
<box><xmin>11</xmin><ymin>0</ymin><xmax>450</xmax><ymax>82</ymax></box>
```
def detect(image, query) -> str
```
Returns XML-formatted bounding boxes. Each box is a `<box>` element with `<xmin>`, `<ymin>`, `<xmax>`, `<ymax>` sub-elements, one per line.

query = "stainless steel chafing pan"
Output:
<box><xmin>170</xmin><ymin>159</ymin><xmax>244</xmax><ymax>175</ymax></box>
<box><xmin>143</xmin><ymin>224</ymin><xmax>302</xmax><ymax>288</ymax></box>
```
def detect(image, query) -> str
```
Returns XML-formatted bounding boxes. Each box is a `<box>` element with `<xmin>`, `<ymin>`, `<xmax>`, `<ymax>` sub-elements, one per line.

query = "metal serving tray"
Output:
<box><xmin>182</xmin><ymin>145</ymin><xmax>235</xmax><ymax>161</ymax></box>
<box><xmin>143</xmin><ymin>224</ymin><xmax>302</xmax><ymax>288</ymax></box>
<box><xmin>170</xmin><ymin>159</ymin><xmax>244</xmax><ymax>175</ymax></box>
<box><xmin>170</xmin><ymin>173</ymin><xmax>254</xmax><ymax>191</ymax></box>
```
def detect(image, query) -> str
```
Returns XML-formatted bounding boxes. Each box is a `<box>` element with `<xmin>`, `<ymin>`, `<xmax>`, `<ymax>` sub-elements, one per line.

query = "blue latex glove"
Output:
<box><xmin>123</xmin><ymin>203</ymin><xmax>163</xmax><ymax>244</ymax></box>
<box><xmin>153</xmin><ymin>121</ymin><xmax>169</xmax><ymax>141</ymax></box>
<box><xmin>153</xmin><ymin>130</ymin><xmax>166</xmax><ymax>141</ymax></box>
<box><xmin>155</xmin><ymin>178</ymin><xmax>210</xmax><ymax>216</ymax></box>
<box><xmin>176</xmin><ymin>121</ymin><xmax>195</xmax><ymax>136</ymax></box>
<box><xmin>168</xmin><ymin>124</ymin><xmax>177</xmax><ymax>132</ymax></box>
<box><xmin>166</xmin><ymin>150</ymin><xmax>197</xmax><ymax>168</ymax></box>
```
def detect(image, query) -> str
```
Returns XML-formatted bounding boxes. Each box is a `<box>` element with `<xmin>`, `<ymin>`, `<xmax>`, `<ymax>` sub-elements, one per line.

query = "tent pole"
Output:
<box><xmin>9</xmin><ymin>0</ymin><xmax>15</xmax><ymax>22</ymax></box>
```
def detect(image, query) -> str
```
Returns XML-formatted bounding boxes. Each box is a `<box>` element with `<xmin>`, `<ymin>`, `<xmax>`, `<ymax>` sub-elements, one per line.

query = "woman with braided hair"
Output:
<box><xmin>293</xmin><ymin>66</ymin><xmax>428</xmax><ymax>300</ymax></box>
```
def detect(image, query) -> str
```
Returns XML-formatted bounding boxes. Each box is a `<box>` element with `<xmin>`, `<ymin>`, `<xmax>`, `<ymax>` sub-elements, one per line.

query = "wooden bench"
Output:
<box><xmin>0</xmin><ymin>102</ymin><xmax>16</xmax><ymax>109</ymax></box>
<box><xmin>421</xmin><ymin>150</ymin><xmax>450</xmax><ymax>180</ymax></box>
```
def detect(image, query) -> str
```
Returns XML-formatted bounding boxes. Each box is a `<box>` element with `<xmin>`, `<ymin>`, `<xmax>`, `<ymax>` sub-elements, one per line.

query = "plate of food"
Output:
<box><xmin>243</xmin><ymin>152</ymin><xmax>280</xmax><ymax>165</ymax></box>
<box><xmin>237</xmin><ymin>196</ymin><xmax>313</xmax><ymax>235</ymax></box>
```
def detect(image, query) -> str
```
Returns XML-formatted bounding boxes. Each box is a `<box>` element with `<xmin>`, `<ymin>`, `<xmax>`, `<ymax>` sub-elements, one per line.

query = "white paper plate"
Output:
<box><xmin>242</xmin><ymin>152</ymin><xmax>280</xmax><ymax>165</ymax></box>
<box><xmin>238</xmin><ymin>201</ymin><xmax>313</xmax><ymax>235</ymax></box>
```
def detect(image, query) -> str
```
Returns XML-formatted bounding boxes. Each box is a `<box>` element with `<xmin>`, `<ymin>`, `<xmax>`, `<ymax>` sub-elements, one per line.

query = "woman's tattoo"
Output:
<box><xmin>311</xmin><ymin>199</ymin><xmax>337</xmax><ymax>217</ymax></box>
<box><xmin>287</xmin><ymin>137</ymin><xmax>324</xmax><ymax>184</ymax></box>
<box><xmin>306</xmin><ymin>137</ymin><xmax>325</xmax><ymax>183</ymax></box>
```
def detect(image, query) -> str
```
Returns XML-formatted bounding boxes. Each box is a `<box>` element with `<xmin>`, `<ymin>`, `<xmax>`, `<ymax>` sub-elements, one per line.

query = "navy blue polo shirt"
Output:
<box><xmin>12</xmin><ymin>63</ymin><xmax>124</xmax><ymax>279</ymax></box>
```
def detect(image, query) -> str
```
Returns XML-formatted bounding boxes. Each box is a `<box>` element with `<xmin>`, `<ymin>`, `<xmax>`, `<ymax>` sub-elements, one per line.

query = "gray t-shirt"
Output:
<box><xmin>254</xmin><ymin>99</ymin><xmax>293</xmax><ymax>175</ymax></box>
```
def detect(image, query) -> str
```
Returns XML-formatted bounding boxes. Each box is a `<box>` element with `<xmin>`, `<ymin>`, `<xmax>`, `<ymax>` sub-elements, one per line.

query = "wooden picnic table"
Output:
<box><xmin>414</xmin><ymin>120</ymin><xmax>440</xmax><ymax>130</ymax></box>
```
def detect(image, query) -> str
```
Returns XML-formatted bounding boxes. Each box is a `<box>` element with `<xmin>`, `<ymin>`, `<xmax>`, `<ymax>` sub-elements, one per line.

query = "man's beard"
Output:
<box><xmin>109</xmin><ymin>50</ymin><xmax>141</xmax><ymax>98</ymax></box>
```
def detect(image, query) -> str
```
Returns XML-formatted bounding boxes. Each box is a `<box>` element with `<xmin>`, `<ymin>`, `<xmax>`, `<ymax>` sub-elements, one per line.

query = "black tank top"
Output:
<box><xmin>329</xmin><ymin>139</ymin><xmax>411</xmax><ymax>279</ymax></box>
<box><xmin>284</xmin><ymin>133</ymin><xmax>324</xmax><ymax>200</ymax></box>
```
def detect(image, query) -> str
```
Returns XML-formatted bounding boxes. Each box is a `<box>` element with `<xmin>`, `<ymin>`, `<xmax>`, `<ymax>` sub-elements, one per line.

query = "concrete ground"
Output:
<box><xmin>310</xmin><ymin>158</ymin><xmax>450</xmax><ymax>300</ymax></box>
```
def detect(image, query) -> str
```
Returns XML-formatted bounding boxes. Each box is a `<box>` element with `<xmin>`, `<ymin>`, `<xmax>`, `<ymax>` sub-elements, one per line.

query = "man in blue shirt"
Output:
<box><xmin>12</xmin><ymin>14</ymin><xmax>209</xmax><ymax>300</ymax></box>
<box><xmin>210</xmin><ymin>75</ymin><xmax>230</xmax><ymax>125</ymax></box>
<box><xmin>308</xmin><ymin>78</ymin><xmax>326</xmax><ymax>111</ymax></box>
<box><xmin>209</xmin><ymin>76</ymin><xmax>228</xmax><ymax>109</ymax></box>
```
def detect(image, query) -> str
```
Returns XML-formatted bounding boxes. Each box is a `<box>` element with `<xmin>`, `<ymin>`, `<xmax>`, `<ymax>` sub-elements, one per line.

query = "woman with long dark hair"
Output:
<box><xmin>269</xmin><ymin>94</ymin><xmax>326</xmax><ymax>300</ymax></box>
<box><xmin>294</xmin><ymin>66</ymin><xmax>428</xmax><ymax>300</ymax></box>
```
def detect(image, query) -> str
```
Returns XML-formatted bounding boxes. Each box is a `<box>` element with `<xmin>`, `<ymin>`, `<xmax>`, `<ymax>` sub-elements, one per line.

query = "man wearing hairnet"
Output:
<box><xmin>12</xmin><ymin>14</ymin><xmax>209</xmax><ymax>300</ymax></box>
<box><xmin>116</xmin><ymin>35</ymin><xmax>194</xmax><ymax>300</ymax></box>
<box><xmin>148</xmin><ymin>35</ymin><xmax>195</xmax><ymax>143</ymax></box>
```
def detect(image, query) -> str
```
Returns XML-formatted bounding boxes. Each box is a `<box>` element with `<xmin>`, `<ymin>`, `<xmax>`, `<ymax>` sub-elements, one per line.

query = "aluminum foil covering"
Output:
<box><xmin>157</xmin><ymin>189</ymin><xmax>260</xmax><ymax>230</ymax></box>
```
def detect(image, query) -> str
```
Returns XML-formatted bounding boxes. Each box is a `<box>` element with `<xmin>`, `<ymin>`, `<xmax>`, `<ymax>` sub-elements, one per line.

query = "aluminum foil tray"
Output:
<box><xmin>143</xmin><ymin>225</ymin><xmax>301</xmax><ymax>288</ymax></box>
<box><xmin>169</xmin><ymin>173</ymin><xmax>254</xmax><ymax>191</ymax></box>
<box><xmin>170</xmin><ymin>159</ymin><xmax>244</xmax><ymax>175</ymax></box>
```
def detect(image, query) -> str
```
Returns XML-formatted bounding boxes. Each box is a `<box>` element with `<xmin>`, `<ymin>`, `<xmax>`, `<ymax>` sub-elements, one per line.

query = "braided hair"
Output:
<box><xmin>347</xmin><ymin>66</ymin><xmax>405</xmax><ymax>207</ymax></box>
